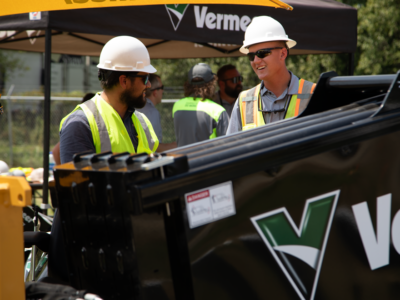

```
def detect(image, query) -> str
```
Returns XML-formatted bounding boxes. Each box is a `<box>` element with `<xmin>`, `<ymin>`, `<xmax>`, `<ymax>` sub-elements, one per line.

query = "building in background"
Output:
<box><xmin>3</xmin><ymin>51</ymin><xmax>101</xmax><ymax>94</ymax></box>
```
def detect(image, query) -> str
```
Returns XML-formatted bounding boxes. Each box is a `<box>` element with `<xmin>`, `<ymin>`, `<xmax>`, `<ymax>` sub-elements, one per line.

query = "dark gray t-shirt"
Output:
<box><xmin>60</xmin><ymin>107</ymin><xmax>138</xmax><ymax>164</ymax></box>
<box><xmin>173</xmin><ymin>97</ymin><xmax>229</xmax><ymax>148</ymax></box>
<box><xmin>212</xmin><ymin>91</ymin><xmax>235</xmax><ymax>118</ymax></box>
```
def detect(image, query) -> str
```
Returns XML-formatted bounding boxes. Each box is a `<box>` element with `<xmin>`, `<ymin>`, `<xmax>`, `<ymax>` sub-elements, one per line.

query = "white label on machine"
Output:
<box><xmin>29</xmin><ymin>12</ymin><xmax>41</xmax><ymax>20</ymax></box>
<box><xmin>185</xmin><ymin>181</ymin><xmax>235</xmax><ymax>229</ymax></box>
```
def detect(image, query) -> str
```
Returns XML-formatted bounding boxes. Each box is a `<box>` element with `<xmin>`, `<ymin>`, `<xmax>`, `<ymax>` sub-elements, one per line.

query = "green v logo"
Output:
<box><xmin>251</xmin><ymin>190</ymin><xmax>340</xmax><ymax>300</ymax></box>
<box><xmin>165</xmin><ymin>4</ymin><xmax>190</xmax><ymax>31</ymax></box>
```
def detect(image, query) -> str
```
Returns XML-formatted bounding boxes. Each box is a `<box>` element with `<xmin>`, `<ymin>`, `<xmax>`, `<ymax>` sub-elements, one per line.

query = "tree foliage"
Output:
<box><xmin>355</xmin><ymin>0</ymin><xmax>400</xmax><ymax>74</ymax></box>
<box><xmin>287</xmin><ymin>0</ymin><xmax>400</xmax><ymax>78</ymax></box>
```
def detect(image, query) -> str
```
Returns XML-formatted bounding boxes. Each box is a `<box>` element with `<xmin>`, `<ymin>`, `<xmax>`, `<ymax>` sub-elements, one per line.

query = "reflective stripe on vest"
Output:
<box><xmin>286</xmin><ymin>79</ymin><xmax>316</xmax><ymax>118</ymax></box>
<box><xmin>60</xmin><ymin>95</ymin><xmax>158</xmax><ymax>154</ymax></box>
<box><xmin>134</xmin><ymin>111</ymin><xmax>157</xmax><ymax>152</ymax></box>
<box><xmin>238</xmin><ymin>79</ymin><xmax>316</xmax><ymax>131</ymax></box>
<box><xmin>83</xmin><ymin>99</ymin><xmax>112</xmax><ymax>152</ymax></box>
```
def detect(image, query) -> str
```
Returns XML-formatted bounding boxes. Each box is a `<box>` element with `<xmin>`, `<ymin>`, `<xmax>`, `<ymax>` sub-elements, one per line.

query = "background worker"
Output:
<box><xmin>59</xmin><ymin>36</ymin><xmax>159</xmax><ymax>164</ymax></box>
<box><xmin>227</xmin><ymin>16</ymin><xmax>316</xmax><ymax>134</ymax></box>
<box><xmin>173</xmin><ymin>63</ymin><xmax>229</xmax><ymax>147</ymax></box>
<box><xmin>213</xmin><ymin>64</ymin><xmax>243</xmax><ymax>118</ymax></box>
<box><xmin>137</xmin><ymin>74</ymin><xmax>177</xmax><ymax>151</ymax></box>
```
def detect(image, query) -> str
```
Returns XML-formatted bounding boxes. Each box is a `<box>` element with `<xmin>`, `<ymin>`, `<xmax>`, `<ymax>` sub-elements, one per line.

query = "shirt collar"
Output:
<box><xmin>260</xmin><ymin>71</ymin><xmax>299</xmax><ymax>98</ymax></box>
<box><xmin>217</xmin><ymin>91</ymin><xmax>234</xmax><ymax>106</ymax></box>
<box><xmin>126</xmin><ymin>106</ymin><xmax>135</xmax><ymax>118</ymax></box>
<box><xmin>146</xmin><ymin>98</ymin><xmax>155</xmax><ymax>108</ymax></box>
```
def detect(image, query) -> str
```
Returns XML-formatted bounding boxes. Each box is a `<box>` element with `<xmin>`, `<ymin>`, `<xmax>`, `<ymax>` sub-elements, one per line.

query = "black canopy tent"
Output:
<box><xmin>0</xmin><ymin>0</ymin><xmax>356</xmax><ymax>57</ymax></box>
<box><xmin>0</xmin><ymin>0</ymin><xmax>357</xmax><ymax>204</ymax></box>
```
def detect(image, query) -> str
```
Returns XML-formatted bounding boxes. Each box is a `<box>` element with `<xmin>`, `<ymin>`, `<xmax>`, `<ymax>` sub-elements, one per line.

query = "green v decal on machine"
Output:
<box><xmin>165</xmin><ymin>4</ymin><xmax>190</xmax><ymax>31</ymax></box>
<box><xmin>251</xmin><ymin>190</ymin><xmax>340</xmax><ymax>300</ymax></box>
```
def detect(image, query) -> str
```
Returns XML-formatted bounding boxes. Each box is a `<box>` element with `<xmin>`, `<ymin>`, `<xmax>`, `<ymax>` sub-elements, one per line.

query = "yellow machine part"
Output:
<box><xmin>0</xmin><ymin>177</ymin><xmax>32</xmax><ymax>300</ymax></box>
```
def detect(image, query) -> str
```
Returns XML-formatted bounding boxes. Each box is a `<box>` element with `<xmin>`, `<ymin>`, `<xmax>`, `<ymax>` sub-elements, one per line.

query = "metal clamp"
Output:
<box><xmin>140</xmin><ymin>156</ymin><xmax>174</xmax><ymax>171</ymax></box>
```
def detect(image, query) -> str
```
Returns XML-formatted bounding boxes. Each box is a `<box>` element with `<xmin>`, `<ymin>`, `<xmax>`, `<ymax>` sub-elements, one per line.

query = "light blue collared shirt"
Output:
<box><xmin>136</xmin><ymin>98</ymin><xmax>163</xmax><ymax>142</ymax></box>
<box><xmin>226</xmin><ymin>72</ymin><xmax>299</xmax><ymax>134</ymax></box>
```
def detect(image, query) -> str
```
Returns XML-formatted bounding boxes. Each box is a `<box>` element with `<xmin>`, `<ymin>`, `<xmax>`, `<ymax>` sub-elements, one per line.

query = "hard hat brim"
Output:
<box><xmin>240</xmin><ymin>39</ymin><xmax>297</xmax><ymax>54</ymax></box>
<box><xmin>97</xmin><ymin>64</ymin><xmax>157</xmax><ymax>74</ymax></box>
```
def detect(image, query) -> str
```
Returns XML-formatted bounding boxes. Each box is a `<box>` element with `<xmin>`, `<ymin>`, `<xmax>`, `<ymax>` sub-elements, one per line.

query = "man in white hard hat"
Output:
<box><xmin>227</xmin><ymin>16</ymin><xmax>316</xmax><ymax>134</ymax></box>
<box><xmin>59</xmin><ymin>36</ymin><xmax>159</xmax><ymax>164</ymax></box>
<box><xmin>136</xmin><ymin>74</ymin><xmax>177</xmax><ymax>151</ymax></box>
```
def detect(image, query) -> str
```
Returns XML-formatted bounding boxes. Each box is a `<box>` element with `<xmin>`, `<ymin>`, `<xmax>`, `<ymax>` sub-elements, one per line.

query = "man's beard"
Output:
<box><xmin>225</xmin><ymin>84</ymin><xmax>243</xmax><ymax>98</ymax></box>
<box><xmin>120</xmin><ymin>88</ymin><xmax>146</xmax><ymax>108</ymax></box>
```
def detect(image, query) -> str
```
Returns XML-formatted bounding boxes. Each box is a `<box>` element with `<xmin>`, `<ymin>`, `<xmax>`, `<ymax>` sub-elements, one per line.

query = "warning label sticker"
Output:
<box><xmin>185</xmin><ymin>181</ymin><xmax>235</xmax><ymax>229</ymax></box>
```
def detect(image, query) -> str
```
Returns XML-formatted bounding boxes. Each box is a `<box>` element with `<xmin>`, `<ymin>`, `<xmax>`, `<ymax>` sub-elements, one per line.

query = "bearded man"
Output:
<box><xmin>212</xmin><ymin>64</ymin><xmax>243</xmax><ymax>118</ymax></box>
<box><xmin>59</xmin><ymin>36</ymin><xmax>159</xmax><ymax>164</ymax></box>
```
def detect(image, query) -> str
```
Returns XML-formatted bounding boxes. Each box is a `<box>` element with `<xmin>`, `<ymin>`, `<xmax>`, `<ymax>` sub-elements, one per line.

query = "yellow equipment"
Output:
<box><xmin>0</xmin><ymin>177</ymin><xmax>31</xmax><ymax>300</ymax></box>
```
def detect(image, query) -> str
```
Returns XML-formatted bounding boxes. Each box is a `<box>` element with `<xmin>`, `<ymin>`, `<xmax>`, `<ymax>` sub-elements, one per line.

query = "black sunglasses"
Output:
<box><xmin>151</xmin><ymin>85</ymin><xmax>164</xmax><ymax>91</ymax></box>
<box><xmin>247</xmin><ymin>47</ymin><xmax>284</xmax><ymax>61</ymax></box>
<box><xmin>222</xmin><ymin>76</ymin><xmax>243</xmax><ymax>84</ymax></box>
<box><xmin>128</xmin><ymin>74</ymin><xmax>150</xmax><ymax>85</ymax></box>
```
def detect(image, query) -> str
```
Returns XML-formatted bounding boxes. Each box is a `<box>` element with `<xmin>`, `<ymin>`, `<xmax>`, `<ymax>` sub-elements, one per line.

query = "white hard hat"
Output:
<box><xmin>97</xmin><ymin>36</ymin><xmax>157</xmax><ymax>73</ymax></box>
<box><xmin>0</xmin><ymin>160</ymin><xmax>9</xmax><ymax>174</ymax></box>
<box><xmin>240</xmin><ymin>16</ymin><xmax>296</xmax><ymax>54</ymax></box>
<box><xmin>11</xmin><ymin>169</ymin><xmax>25</xmax><ymax>177</ymax></box>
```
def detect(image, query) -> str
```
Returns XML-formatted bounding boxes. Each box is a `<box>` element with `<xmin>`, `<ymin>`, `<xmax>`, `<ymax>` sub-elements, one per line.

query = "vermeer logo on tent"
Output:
<box><xmin>165</xmin><ymin>4</ymin><xmax>189</xmax><ymax>31</ymax></box>
<box><xmin>165</xmin><ymin>4</ymin><xmax>251</xmax><ymax>32</ymax></box>
<box><xmin>251</xmin><ymin>190</ymin><xmax>340</xmax><ymax>300</ymax></box>
<box><xmin>194</xmin><ymin>6</ymin><xmax>251</xmax><ymax>32</ymax></box>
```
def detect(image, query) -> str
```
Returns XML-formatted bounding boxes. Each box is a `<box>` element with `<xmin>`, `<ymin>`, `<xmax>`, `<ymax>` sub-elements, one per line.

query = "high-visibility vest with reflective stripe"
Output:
<box><xmin>238</xmin><ymin>79</ymin><xmax>316</xmax><ymax>131</ymax></box>
<box><xmin>172</xmin><ymin>97</ymin><xmax>226</xmax><ymax>139</ymax></box>
<box><xmin>60</xmin><ymin>94</ymin><xmax>159</xmax><ymax>154</ymax></box>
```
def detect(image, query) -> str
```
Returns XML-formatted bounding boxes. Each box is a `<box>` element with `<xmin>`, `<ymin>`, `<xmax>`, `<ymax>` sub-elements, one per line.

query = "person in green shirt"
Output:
<box><xmin>173</xmin><ymin>63</ymin><xmax>229</xmax><ymax>147</ymax></box>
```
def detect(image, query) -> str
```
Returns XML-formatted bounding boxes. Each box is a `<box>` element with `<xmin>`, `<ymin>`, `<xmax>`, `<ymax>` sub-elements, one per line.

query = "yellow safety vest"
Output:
<box><xmin>238</xmin><ymin>79</ymin><xmax>316</xmax><ymax>131</ymax></box>
<box><xmin>60</xmin><ymin>94</ymin><xmax>159</xmax><ymax>154</ymax></box>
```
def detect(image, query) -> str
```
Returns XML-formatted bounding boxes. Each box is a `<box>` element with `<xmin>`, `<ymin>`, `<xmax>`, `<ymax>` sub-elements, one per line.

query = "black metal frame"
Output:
<box><xmin>42</xmin><ymin>28</ymin><xmax>51</xmax><ymax>205</ymax></box>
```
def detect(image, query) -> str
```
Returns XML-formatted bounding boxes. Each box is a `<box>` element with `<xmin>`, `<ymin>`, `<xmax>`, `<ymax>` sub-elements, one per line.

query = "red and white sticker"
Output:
<box><xmin>29</xmin><ymin>12</ymin><xmax>41</xmax><ymax>20</ymax></box>
<box><xmin>185</xmin><ymin>181</ymin><xmax>235</xmax><ymax>229</ymax></box>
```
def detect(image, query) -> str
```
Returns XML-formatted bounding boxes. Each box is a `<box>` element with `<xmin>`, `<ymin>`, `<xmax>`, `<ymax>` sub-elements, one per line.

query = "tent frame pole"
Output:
<box><xmin>42</xmin><ymin>28</ymin><xmax>51</xmax><ymax>206</ymax></box>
